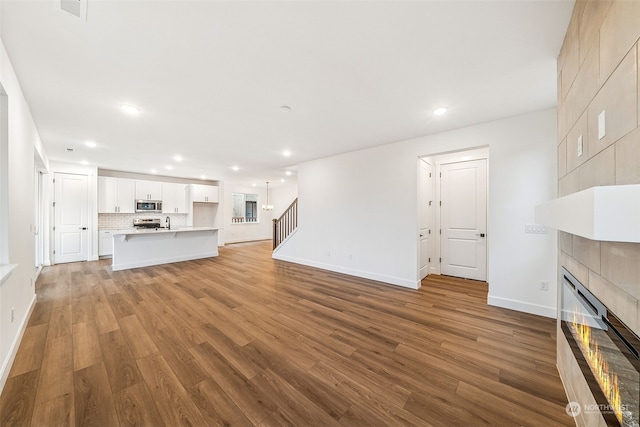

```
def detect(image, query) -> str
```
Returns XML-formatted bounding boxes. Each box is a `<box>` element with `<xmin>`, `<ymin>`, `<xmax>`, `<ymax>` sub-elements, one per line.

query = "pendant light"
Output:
<box><xmin>262</xmin><ymin>181</ymin><xmax>274</xmax><ymax>211</ymax></box>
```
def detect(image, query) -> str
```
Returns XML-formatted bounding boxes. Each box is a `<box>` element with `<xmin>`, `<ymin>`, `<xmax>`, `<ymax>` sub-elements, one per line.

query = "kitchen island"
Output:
<box><xmin>111</xmin><ymin>227</ymin><xmax>219</xmax><ymax>271</ymax></box>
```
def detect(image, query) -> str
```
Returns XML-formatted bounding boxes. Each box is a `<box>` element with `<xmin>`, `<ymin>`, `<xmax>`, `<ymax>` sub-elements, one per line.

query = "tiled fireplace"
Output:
<box><xmin>560</xmin><ymin>267</ymin><xmax>639</xmax><ymax>426</ymax></box>
<box><xmin>551</xmin><ymin>1</ymin><xmax>640</xmax><ymax>426</ymax></box>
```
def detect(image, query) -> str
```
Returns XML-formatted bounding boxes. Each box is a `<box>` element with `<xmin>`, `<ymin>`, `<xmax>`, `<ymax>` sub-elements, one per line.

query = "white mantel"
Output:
<box><xmin>535</xmin><ymin>184</ymin><xmax>640</xmax><ymax>243</ymax></box>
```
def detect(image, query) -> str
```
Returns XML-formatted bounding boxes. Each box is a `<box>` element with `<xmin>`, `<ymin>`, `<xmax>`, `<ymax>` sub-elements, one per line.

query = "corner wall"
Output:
<box><xmin>0</xmin><ymin>38</ymin><xmax>46</xmax><ymax>392</ymax></box>
<box><xmin>275</xmin><ymin>108</ymin><xmax>558</xmax><ymax>316</ymax></box>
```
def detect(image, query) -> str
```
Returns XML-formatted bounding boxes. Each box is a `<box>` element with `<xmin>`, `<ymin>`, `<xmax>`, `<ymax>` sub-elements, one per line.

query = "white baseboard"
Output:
<box><xmin>272</xmin><ymin>253</ymin><xmax>420</xmax><ymax>290</ymax></box>
<box><xmin>0</xmin><ymin>294</ymin><xmax>37</xmax><ymax>394</ymax></box>
<box><xmin>487</xmin><ymin>295</ymin><xmax>557</xmax><ymax>318</ymax></box>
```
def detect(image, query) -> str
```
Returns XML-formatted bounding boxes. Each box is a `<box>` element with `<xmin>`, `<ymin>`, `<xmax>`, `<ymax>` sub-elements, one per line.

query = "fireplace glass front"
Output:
<box><xmin>560</xmin><ymin>267</ymin><xmax>639</xmax><ymax>427</ymax></box>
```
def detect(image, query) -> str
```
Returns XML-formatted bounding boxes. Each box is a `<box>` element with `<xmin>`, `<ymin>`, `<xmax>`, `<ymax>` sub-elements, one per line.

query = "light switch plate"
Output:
<box><xmin>598</xmin><ymin>110</ymin><xmax>606</xmax><ymax>140</ymax></box>
<box><xmin>577</xmin><ymin>135</ymin><xmax>583</xmax><ymax>157</ymax></box>
<box><xmin>525</xmin><ymin>224</ymin><xmax>548</xmax><ymax>234</ymax></box>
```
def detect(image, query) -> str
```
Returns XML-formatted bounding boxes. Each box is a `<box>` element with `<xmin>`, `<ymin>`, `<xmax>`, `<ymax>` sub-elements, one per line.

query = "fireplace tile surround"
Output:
<box><xmin>556</xmin><ymin>1</ymin><xmax>640</xmax><ymax>425</ymax></box>
<box><xmin>560</xmin><ymin>267</ymin><xmax>639</xmax><ymax>426</ymax></box>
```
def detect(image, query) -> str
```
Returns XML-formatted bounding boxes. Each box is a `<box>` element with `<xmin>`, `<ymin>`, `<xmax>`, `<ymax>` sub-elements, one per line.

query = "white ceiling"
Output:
<box><xmin>0</xmin><ymin>0</ymin><xmax>573</xmax><ymax>186</ymax></box>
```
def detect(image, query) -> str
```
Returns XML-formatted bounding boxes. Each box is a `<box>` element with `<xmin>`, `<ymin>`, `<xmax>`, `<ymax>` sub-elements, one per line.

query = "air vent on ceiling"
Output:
<box><xmin>59</xmin><ymin>0</ymin><xmax>87</xmax><ymax>20</ymax></box>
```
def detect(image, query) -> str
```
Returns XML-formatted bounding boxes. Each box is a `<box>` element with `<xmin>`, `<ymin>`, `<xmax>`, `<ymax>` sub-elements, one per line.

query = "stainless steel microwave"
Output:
<box><xmin>135</xmin><ymin>200</ymin><xmax>162</xmax><ymax>213</ymax></box>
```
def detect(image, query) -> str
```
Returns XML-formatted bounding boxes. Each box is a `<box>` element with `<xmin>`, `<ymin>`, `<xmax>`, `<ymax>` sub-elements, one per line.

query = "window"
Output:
<box><xmin>231</xmin><ymin>192</ymin><xmax>258</xmax><ymax>223</ymax></box>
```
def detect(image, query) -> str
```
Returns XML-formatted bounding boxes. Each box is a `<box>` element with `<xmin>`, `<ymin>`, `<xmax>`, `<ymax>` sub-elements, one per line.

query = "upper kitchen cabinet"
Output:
<box><xmin>98</xmin><ymin>177</ymin><xmax>135</xmax><ymax>213</ymax></box>
<box><xmin>135</xmin><ymin>180</ymin><xmax>163</xmax><ymax>200</ymax></box>
<box><xmin>193</xmin><ymin>184</ymin><xmax>219</xmax><ymax>203</ymax></box>
<box><xmin>163</xmin><ymin>183</ymin><xmax>189</xmax><ymax>213</ymax></box>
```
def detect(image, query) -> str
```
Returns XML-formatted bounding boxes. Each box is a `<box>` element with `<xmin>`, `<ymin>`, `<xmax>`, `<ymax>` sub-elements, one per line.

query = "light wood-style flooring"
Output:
<box><xmin>1</xmin><ymin>240</ymin><xmax>572</xmax><ymax>426</ymax></box>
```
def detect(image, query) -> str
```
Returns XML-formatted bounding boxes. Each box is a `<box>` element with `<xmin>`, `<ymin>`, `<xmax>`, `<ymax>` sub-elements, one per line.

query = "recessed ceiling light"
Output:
<box><xmin>285</xmin><ymin>170</ymin><xmax>292</xmax><ymax>176</ymax></box>
<box><xmin>279</xmin><ymin>106</ymin><xmax>291</xmax><ymax>113</ymax></box>
<box><xmin>80</xmin><ymin>160</ymin><xmax>89</xmax><ymax>165</ymax></box>
<box><xmin>85</xmin><ymin>141</ymin><xmax>97</xmax><ymax>148</ymax></box>
<box><xmin>231</xmin><ymin>165</ymin><xmax>239</xmax><ymax>171</ymax></box>
<box><xmin>120</xmin><ymin>104</ymin><xmax>140</xmax><ymax>115</ymax></box>
<box><xmin>200</xmin><ymin>175</ymin><xmax>206</xmax><ymax>180</ymax></box>
<box><xmin>252</xmin><ymin>183</ymin><xmax>257</xmax><ymax>187</ymax></box>
<box><xmin>280</xmin><ymin>178</ymin><xmax>285</xmax><ymax>183</ymax></box>
<box><xmin>150</xmin><ymin>169</ymin><xmax>157</xmax><ymax>174</ymax></box>
<box><xmin>174</xmin><ymin>155</ymin><xmax>183</xmax><ymax>162</ymax></box>
<box><xmin>433</xmin><ymin>107</ymin><xmax>448</xmax><ymax>116</ymax></box>
<box><xmin>165</xmin><ymin>165</ymin><xmax>173</xmax><ymax>170</ymax></box>
<box><xmin>282</xmin><ymin>150</ymin><xmax>292</xmax><ymax>157</ymax></box>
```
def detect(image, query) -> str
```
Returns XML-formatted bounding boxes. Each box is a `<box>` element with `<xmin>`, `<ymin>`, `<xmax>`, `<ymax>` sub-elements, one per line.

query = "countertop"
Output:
<box><xmin>111</xmin><ymin>226</ymin><xmax>218</xmax><ymax>236</ymax></box>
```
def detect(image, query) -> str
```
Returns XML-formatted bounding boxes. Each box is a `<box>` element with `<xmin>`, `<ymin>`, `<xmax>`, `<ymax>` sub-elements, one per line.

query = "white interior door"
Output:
<box><xmin>440</xmin><ymin>159</ymin><xmax>487</xmax><ymax>281</ymax></box>
<box><xmin>54</xmin><ymin>173</ymin><xmax>88</xmax><ymax>264</ymax></box>
<box><xmin>419</xmin><ymin>159</ymin><xmax>434</xmax><ymax>279</ymax></box>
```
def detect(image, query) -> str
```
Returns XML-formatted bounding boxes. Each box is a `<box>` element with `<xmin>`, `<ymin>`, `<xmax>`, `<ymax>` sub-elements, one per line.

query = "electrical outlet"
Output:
<box><xmin>577</xmin><ymin>135</ymin><xmax>583</xmax><ymax>157</ymax></box>
<box><xmin>540</xmin><ymin>281</ymin><xmax>549</xmax><ymax>291</ymax></box>
<box><xmin>598</xmin><ymin>110</ymin><xmax>606</xmax><ymax>139</ymax></box>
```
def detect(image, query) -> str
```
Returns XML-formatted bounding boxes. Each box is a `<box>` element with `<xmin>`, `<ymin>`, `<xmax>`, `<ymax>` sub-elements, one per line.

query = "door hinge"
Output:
<box><xmin>428</xmin><ymin>257</ymin><xmax>431</xmax><ymax>262</ymax></box>
<box><xmin>429</xmin><ymin>172</ymin><xmax>431</xmax><ymax>178</ymax></box>
<box><xmin>439</xmin><ymin>201</ymin><xmax>442</xmax><ymax>206</ymax></box>
<box><xmin>53</xmin><ymin>250</ymin><xmax>56</xmax><ymax>254</ymax></box>
<box><xmin>53</xmin><ymin>226</ymin><xmax>55</xmax><ymax>231</ymax></box>
<box><xmin>52</xmin><ymin>201</ymin><xmax>56</xmax><ymax>207</ymax></box>
<box><xmin>439</xmin><ymin>229</ymin><xmax>442</xmax><ymax>235</ymax></box>
<box><xmin>428</xmin><ymin>229</ymin><xmax>431</xmax><ymax>234</ymax></box>
<box><xmin>439</xmin><ymin>258</ymin><xmax>442</xmax><ymax>263</ymax></box>
<box><xmin>53</xmin><ymin>178</ymin><xmax>55</xmax><ymax>183</ymax></box>
<box><xmin>439</xmin><ymin>172</ymin><xmax>442</xmax><ymax>178</ymax></box>
<box><xmin>428</xmin><ymin>200</ymin><xmax>432</xmax><ymax>206</ymax></box>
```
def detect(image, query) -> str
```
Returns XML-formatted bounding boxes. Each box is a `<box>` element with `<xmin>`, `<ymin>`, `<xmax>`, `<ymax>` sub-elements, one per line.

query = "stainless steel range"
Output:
<box><xmin>133</xmin><ymin>218</ymin><xmax>161</xmax><ymax>229</ymax></box>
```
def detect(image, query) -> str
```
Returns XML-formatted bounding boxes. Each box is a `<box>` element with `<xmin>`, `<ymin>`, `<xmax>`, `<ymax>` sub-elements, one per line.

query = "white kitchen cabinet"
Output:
<box><xmin>98</xmin><ymin>177</ymin><xmax>135</xmax><ymax>213</ymax></box>
<box><xmin>135</xmin><ymin>180</ymin><xmax>163</xmax><ymax>200</ymax></box>
<box><xmin>99</xmin><ymin>229</ymin><xmax>116</xmax><ymax>256</ymax></box>
<box><xmin>193</xmin><ymin>184</ymin><xmax>219</xmax><ymax>203</ymax></box>
<box><xmin>162</xmin><ymin>183</ymin><xmax>189</xmax><ymax>213</ymax></box>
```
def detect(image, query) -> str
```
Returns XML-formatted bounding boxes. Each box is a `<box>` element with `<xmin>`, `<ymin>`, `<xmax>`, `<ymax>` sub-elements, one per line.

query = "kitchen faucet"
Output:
<box><xmin>166</xmin><ymin>216</ymin><xmax>170</xmax><ymax>230</ymax></box>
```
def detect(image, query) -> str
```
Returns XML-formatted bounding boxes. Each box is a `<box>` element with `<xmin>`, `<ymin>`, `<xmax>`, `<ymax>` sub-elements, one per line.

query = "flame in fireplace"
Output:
<box><xmin>572</xmin><ymin>310</ymin><xmax>622</xmax><ymax>423</ymax></box>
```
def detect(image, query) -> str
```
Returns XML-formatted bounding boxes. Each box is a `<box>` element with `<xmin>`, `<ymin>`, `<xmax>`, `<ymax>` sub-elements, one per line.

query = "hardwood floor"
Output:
<box><xmin>1</xmin><ymin>241</ymin><xmax>573</xmax><ymax>426</ymax></box>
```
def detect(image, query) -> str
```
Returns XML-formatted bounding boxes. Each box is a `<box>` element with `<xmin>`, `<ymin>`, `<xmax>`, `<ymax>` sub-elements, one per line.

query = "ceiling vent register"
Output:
<box><xmin>60</xmin><ymin>0</ymin><xmax>87</xmax><ymax>20</ymax></box>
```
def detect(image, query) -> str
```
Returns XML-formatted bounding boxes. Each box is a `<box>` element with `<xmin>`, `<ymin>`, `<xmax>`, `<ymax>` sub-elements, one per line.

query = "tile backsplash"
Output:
<box><xmin>99</xmin><ymin>213</ymin><xmax>188</xmax><ymax>230</ymax></box>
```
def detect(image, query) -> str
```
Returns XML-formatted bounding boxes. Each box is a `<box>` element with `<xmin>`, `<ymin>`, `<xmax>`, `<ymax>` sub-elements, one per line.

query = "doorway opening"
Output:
<box><xmin>418</xmin><ymin>147</ymin><xmax>489</xmax><ymax>282</ymax></box>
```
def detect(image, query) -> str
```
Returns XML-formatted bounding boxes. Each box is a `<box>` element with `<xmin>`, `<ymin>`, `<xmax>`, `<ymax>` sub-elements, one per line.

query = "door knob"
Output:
<box><xmin>80</xmin><ymin>227</ymin><xmax>87</xmax><ymax>230</ymax></box>
<box><xmin>476</xmin><ymin>233</ymin><xmax>485</xmax><ymax>237</ymax></box>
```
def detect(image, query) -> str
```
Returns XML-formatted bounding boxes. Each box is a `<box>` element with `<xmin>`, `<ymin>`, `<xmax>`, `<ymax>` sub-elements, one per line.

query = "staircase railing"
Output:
<box><xmin>273</xmin><ymin>198</ymin><xmax>297</xmax><ymax>250</ymax></box>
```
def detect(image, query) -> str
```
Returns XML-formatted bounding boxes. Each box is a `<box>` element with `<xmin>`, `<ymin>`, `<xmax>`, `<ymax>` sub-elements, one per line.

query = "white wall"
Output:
<box><xmin>222</xmin><ymin>183</ymin><xmax>272</xmax><ymax>244</ymax></box>
<box><xmin>271</xmin><ymin>182</ymin><xmax>298</xmax><ymax>218</ymax></box>
<box><xmin>275</xmin><ymin>109</ymin><xmax>558</xmax><ymax>317</ymax></box>
<box><xmin>221</xmin><ymin>182</ymin><xmax>298</xmax><ymax>245</ymax></box>
<box><xmin>0</xmin><ymin>38</ymin><xmax>48</xmax><ymax>391</ymax></box>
